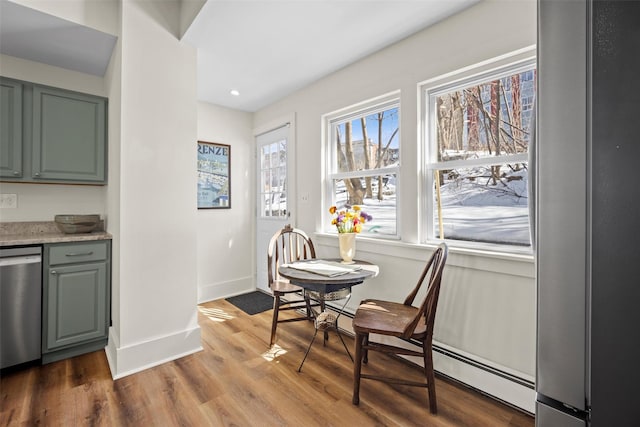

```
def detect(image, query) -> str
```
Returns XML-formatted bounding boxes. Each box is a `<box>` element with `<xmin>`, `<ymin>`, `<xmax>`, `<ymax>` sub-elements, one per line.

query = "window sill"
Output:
<box><xmin>313</xmin><ymin>232</ymin><xmax>535</xmax><ymax>279</ymax></box>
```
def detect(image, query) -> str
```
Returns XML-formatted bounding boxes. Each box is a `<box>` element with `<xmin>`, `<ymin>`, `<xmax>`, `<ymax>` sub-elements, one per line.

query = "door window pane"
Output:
<box><xmin>259</xmin><ymin>139</ymin><xmax>287</xmax><ymax>218</ymax></box>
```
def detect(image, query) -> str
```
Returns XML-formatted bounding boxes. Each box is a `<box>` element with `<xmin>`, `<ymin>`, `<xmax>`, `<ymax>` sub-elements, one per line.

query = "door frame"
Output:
<box><xmin>254</xmin><ymin>114</ymin><xmax>297</xmax><ymax>292</ymax></box>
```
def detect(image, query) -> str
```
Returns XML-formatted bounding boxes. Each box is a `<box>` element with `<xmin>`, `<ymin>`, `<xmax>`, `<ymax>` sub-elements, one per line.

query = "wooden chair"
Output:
<box><xmin>352</xmin><ymin>242</ymin><xmax>448</xmax><ymax>414</ymax></box>
<box><xmin>267</xmin><ymin>224</ymin><xmax>320</xmax><ymax>347</ymax></box>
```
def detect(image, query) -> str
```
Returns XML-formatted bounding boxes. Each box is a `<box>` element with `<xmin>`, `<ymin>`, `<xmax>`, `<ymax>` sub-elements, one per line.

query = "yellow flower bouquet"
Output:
<box><xmin>329</xmin><ymin>205</ymin><xmax>372</xmax><ymax>233</ymax></box>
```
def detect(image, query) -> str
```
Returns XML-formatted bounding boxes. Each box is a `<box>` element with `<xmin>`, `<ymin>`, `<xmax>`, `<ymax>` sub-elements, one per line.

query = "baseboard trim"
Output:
<box><xmin>105</xmin><ymin>325</ymin><xmax>203</xmax><ymax>379</ymax></box>
<box><xmin>42</xmin><ymin>338</ymin><xmax>108</xmax><ymax>365</ymax></box>
<box><xmin>198</xmin><ymin>276</ymin><xmax>254</xmax><ymax>303</ymax></box>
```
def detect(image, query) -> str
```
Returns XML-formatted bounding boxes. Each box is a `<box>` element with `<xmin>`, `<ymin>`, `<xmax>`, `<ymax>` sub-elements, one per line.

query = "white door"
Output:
<box><xmin>256</xmin><ymin>124</ymin><xmax>292</xmax><ymax>293</ymax></box>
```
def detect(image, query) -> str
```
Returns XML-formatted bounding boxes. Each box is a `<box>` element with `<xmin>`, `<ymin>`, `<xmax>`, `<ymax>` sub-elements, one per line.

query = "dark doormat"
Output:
<box><xmin>225</xmin><ymin>291</ymin><xmax>273</xmax><ymax>315</ymax></box>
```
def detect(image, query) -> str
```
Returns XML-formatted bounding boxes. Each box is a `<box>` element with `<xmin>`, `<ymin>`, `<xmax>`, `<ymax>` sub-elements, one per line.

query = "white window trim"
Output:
<box><xmin>322</xmin><ymin>91</ymin><xmax>401</xmax><ymax>238</ymax></box>
<box><xmin>419</xmin><ymin>47</ymin><xmax>536</xmax><ymax>252</ymax></box>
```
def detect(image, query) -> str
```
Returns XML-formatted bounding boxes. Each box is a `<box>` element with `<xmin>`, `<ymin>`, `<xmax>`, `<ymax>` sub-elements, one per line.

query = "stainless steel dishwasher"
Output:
<box><xmin>0</xmin><ymin>246</ymin><xmax>42</xmax><ymax>369</ymax></box>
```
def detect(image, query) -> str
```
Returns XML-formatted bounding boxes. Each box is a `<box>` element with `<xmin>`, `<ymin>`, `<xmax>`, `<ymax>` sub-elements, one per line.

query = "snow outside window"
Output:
<box><xmin>324</xmin><ymin>95</ymin><xmax>400</xmax><ymax>237</ymax></box>
<box><xmin>259</xmin><ymin>138</ymin><xmax>287</xmax><ymax>218</ymax></box>
<box><xmin>423</xmin><ymin>59</ymin><xmax>536</xmax><ymax>248</ymax></box>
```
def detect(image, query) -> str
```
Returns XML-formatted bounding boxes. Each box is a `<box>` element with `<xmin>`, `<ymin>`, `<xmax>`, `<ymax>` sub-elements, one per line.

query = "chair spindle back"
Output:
<box><xmin>267</xmin><ymin>224</ymin><xmax>316</xmax><ymax>289</ymax></box>
<box><xmin>401</xmin><ymin>243</ymin><xmax>448</xmax><ymax>339</ymax></box>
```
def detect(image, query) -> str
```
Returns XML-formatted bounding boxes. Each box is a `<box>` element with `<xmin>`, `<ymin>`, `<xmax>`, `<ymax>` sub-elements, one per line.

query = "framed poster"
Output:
<box><xmin>197</xmin><ymin>141</ymin><xmax>231</xmax><ymax>209</ymax></box>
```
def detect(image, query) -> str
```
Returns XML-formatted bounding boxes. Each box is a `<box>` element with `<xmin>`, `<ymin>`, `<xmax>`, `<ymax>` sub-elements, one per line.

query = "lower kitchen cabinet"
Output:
<box><xmin>42</xmin><ymin>240</ymin><xmax>111</xmax><ymax>364</ymax></box>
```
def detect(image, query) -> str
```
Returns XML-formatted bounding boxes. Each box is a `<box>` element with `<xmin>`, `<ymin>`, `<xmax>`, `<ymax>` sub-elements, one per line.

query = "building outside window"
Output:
<box><xmin>259</xmin><ymin>137</ymin><xmax>287</xmax><ymax>218</ymax></box>
<box><xmin>422</xmin><ymin>58</ymin><xmax>536</xmax><ymax>248</ymax></box>
<box><xmin>324</xmin><ymin>94</ymin><xmax>400</xmax><ymax>237</ymax></box>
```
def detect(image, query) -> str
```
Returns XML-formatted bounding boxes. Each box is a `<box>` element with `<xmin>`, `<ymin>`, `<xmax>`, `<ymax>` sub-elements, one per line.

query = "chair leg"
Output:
<box><xmin>363</xmin><ymin>333</ymin><xmax>369</xmax><ymax>364</ymax></box>
<box><xmin>270</xmin><ymin>294</ymin><xmax>280</xmax><ymax>347</ymax></box>
<box><xmin>352</xmin><ymin>332</ymin><xmax>364</xmax><ymax>405</ymax></box>
<box><xmin>423</xmin><ymin>340</ymin><xmax>437</xmax><ymax>414</ymax></box>
<box><xmin>304</xmin><ymin>294</ymin><xmax>313</xmax><ymax>320</ymax></box>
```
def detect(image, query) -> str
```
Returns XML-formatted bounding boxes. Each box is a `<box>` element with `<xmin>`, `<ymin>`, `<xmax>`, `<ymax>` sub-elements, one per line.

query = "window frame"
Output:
<box><xmin>322</xmin><ymin>91</ymin><xmax>401</xmax><ymax>238</ymax></box>
<box><xmin>420</xmin><ymin>52</ymin><xmax>536</xmax><ymax>252</ymax></box>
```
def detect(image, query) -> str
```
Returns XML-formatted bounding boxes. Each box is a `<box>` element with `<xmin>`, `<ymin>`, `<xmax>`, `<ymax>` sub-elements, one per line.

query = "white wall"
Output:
<box><xmin>254</xmin><ymin>0</ymin><xmax>537</xmax><ymax>412</ymax></box>
<box><xmin>104</xmin><ymin>0</ymin><xmax>122</xmax><ymax>356</ymax></box>
<box><xmin>196</xmin><ymin>102</ymin><xmax>255</xmax><ymax>302</ymax></box>
<box><xmin>179</xmin><ymin>0</ymin><xmax>206</xmax><ymax>39</ymax></box>
<box><xmin>104</xmin><ymin>0</ymin><xmax>201</xmax><ymax>377</ymax></box>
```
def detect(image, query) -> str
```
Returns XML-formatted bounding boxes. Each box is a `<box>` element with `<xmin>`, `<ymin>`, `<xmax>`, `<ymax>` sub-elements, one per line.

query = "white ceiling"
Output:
<box><xmin>183</xmin><ymin>0</ymin><xmax>480</xmax><ymax>112</ymax></box>
<box><xmin>0</xmin><ymin>0</ymin><xmax>117</xmax><ymax>76</ymax></box>
<box><xmin>0</xmin><ymin>0</ymin><xmax>480</xmax><ymax>112</ymax></box>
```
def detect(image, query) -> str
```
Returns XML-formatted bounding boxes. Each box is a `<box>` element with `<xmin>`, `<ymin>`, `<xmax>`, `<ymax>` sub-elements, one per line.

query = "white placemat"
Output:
<box><xmin>282</xmin><ymin>260</ymin><xmax>362</xmax><ymax>277</ymax></box>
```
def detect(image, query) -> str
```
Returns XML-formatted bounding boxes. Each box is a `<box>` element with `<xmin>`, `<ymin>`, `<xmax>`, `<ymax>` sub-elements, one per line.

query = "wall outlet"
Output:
<box><xmin>300</xmin><ymin>193</ymin><xmax>310</xmax><ymax>203</ymax></box>
<box><xmin>0</xmin><ymin>194</ymin><xmax>18</xmax><ymax>209</ymax></box>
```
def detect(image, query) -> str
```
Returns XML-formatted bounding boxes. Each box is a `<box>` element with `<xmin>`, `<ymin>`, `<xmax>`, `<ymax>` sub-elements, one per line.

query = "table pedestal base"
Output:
<box><xmin>297</xmin><ymin>292</ymin><xmax>352</xmax><ymax>372</ymax></box>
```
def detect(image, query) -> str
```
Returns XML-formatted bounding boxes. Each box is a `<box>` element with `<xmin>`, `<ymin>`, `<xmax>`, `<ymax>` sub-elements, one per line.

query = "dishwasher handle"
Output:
<box><xmin>0</xmin><ymin>255</ymin><xmax>42</xmax><ymax>267</ymax></box>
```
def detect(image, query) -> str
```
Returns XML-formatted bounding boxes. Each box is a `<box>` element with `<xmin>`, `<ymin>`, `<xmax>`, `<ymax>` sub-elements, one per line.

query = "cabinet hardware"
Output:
<box><xmin>13</xmin><ymin>171</ymin><xmax>19</xmax><ymax>175</ymax></box>
<box><xmin>51</xmin><ymin>271</ymin><xmax>57</xmax><ymax>274</ymax></box>
<box><xmin>34</xmin><ymin>172</ymin><xmax>40</xmax><ymax>177</ymax></box>
<box><xmin>65</xmin><ymin>251</ymin><xmax>94</xmax><ymax>257</ymax></box>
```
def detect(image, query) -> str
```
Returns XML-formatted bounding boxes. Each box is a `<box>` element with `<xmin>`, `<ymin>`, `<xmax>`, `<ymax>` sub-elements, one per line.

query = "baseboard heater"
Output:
<box><xmin>425</xmin><ymin>341</ymin><xmax>535</xmax><ymax>390</ymax></box>
<box><xmin>322</xmin><ymin>300</ymin><xmax>535</xmax><ymax>391</ymax></box>
<box><xmin>308</xmin><ymin>299</ymin><xmax>535</xmax><ymax>414</ymax></box>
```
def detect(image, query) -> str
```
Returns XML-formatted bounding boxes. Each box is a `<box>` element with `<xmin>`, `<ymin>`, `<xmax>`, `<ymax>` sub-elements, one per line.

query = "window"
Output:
<box><xmin>325</xmin><ymin>94</ymin><xmax>400</xmax><ymax>237</ymax></box>
<box><xmin>422</xmin><ymin>58</ymin><xmax>536</xmax><ymax>247</ymax></box>
<box><xmin>258</xmin><ymin>128</ymin><xmax>288</xmax><ymax>218</ymax></box>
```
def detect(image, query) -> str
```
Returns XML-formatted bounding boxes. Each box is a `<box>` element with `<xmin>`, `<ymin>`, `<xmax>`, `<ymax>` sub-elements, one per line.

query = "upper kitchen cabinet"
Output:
<box><xmin>0</xmin><ymin>79</ymin><xmax>23</xmax><ymax>178</ymax></box>
<box><xmin>0</xmin><ymin>1</ymin><xmax>115</xmax><ymax>184</ymax></box>
<box><xmin>32</xmin><ymin>85</ymin><xmax>106</xmax><ymax>183</ymax></box>
<box><xmin>0</xmin><ymin>78</ymin><xmax>107</xmax><ymax>185</ymax></box>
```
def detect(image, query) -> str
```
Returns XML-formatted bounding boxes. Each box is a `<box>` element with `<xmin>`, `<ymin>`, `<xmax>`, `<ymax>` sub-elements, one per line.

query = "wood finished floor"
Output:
<box><xmin>1</xmin><ymin>298</ymin><xmax>534</xmax><ymax>426</ymax></box>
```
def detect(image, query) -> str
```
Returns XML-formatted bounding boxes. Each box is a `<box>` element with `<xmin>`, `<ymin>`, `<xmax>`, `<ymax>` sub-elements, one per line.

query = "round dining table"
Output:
<box><xmin>278</xmin><ymin>259</ymin><xmax>377</xmax><ymax>289</ymax></box>
<box><xmin>277</xmin><ymin>259</ymin><xmax>379</xmax><ymax>371</ymax></box>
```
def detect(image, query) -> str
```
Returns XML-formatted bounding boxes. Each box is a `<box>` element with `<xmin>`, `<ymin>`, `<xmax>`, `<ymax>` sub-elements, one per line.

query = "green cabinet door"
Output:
<box><xmin>44</xmin><ymin>261</ymin><xmax>108</xmax><ymax>351</ymax></box>
<box><xmin>0</xmin><ymin>78</ymin><xmax>23</xmax><ymax>178</ymax></box>
<box><xmin>32</xmin><ymin>85</ymin><xmax>106</xmax><ymax>182</ymax></box>
<box><xmin>42</xmin><ymin>240</ymin><xmax>111</xmax><ymax>363</ymax></box>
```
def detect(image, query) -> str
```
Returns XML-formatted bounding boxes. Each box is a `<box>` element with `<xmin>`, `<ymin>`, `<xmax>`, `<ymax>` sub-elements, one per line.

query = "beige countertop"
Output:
<box><xmin>0</xmin><ymin>221</ymin><xmax>112</xmax><ymax>247</ymax></box>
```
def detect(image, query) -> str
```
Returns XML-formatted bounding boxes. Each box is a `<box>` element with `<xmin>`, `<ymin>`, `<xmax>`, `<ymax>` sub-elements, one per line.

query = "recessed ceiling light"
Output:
<box><xmin>230</xmin><ymin>89</ymin><xmax>240</xmax><ymax>96</ymax></box>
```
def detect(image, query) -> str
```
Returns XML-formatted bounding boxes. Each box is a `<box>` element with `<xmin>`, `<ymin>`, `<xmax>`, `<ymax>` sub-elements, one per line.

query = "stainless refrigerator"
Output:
<box><xmin>536</xmin><ymin>0</ymin><xmax>640</xmax><ymax>426</ymax></box>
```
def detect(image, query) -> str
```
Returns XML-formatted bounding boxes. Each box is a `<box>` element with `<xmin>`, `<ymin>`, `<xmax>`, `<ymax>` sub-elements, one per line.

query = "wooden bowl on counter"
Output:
<box><xmin>54</xmin><ymin>214</ymin><xmax>100</xmax><ymax>234</ymax></box>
